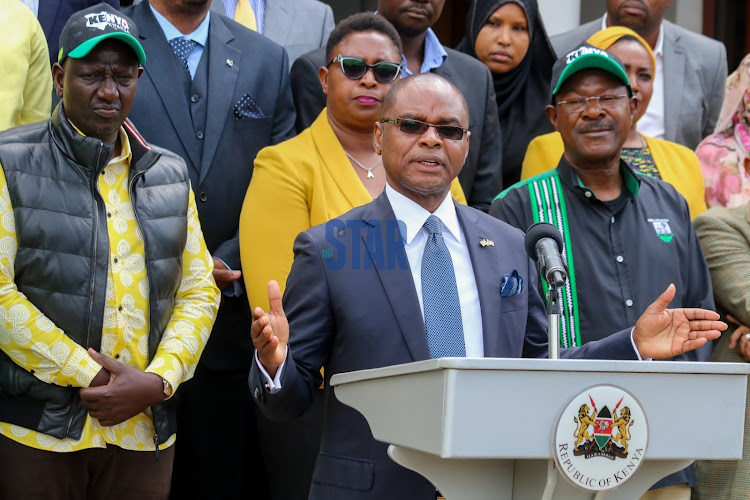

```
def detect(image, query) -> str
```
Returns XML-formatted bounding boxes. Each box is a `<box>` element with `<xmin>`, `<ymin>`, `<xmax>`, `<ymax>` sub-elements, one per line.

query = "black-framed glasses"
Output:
<box><xmin>555</xmin><ymin>94</ymin><xmax>630</xmax><ymax>114</ymax></box>
<box><xmin>380</xmin><ymin>118</ymin><xmax>469</xmax><ymax>141</ymax></box>
<box><xmin>326</xmin><ymin>55</ymin><xmax>402</xmax><ymax>84</ymax></box>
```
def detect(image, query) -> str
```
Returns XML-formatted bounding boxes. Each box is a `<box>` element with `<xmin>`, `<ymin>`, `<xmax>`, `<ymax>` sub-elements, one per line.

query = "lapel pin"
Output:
<box><xmin>480</xmin><ymin>238</ymin><xmax>495</xmax><ymax>248</ymax></box>
<box><xmin>226</xmin><ymin>59</ymin><xmax>234</xmax><ymax>67</ymax></box>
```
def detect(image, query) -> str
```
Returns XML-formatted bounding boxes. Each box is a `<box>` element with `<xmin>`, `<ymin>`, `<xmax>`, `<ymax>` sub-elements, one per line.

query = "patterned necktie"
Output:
<box><xmin>421</xmin><ymin>215</ymin><xmax>465</xmax><ymax>358</ymax></box>
<box><xmin>234</xmin><ymin>0</ymin><xmax>257</xmax><ymax>31</ymax></box>
<box><xmin>168</xmin><ymin>37</ymin><xmax>197</xmax><ymax>75</ymax></box>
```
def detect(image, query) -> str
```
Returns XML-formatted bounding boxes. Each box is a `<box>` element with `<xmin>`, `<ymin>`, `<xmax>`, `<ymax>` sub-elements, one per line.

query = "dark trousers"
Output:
<box><xmin>169</xmin><ymin>363</ymin><xmax>270</xmax><ymax>500</ymax></box>
<box><xmin>0</xmin><ymin>433</ymin><xmax>174</xmax><ymax>500</ymax></box>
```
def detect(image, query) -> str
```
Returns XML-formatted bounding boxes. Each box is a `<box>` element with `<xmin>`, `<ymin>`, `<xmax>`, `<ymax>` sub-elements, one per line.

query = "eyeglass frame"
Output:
<box><xmin>379</xmin><ymin>118</ymin><xmax>470</xmax><ymax>141</ymax></box>
<box><xmin>555</xmin><ymin>94</ymin><xmax>631</xmax><ymax>114</ymax></box>
<box><xmin>326</xmin><ymin>55</ymin><xmax>403</xmax><ymax>84</ymax></box>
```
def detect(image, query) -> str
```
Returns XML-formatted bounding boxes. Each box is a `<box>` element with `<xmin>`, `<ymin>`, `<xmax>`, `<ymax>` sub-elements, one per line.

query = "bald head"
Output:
<box><xmin>374</xmin><ymin>73</ymin><xmax>471</xmax><ymax>213</ymax></box>
<box><xmin>381</xmin><ymin>73</ymin><xmax>469</xmax><ymax>125</ymax></box>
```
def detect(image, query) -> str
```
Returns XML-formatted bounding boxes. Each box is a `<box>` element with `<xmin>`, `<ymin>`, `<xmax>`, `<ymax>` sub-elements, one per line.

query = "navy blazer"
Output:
<box><xmin>39</xmin><ymin>0</ymin><xmax>120</xmax><ymax>67</ymax></box>
<box><xmin>250</xmin><ymin>193</ymin><xmax>637</xmax><ymax>500</ymax></box>
<box><xmin>124</xmin><ymin>1</ymin><xmax>296</xmax><ymax>369</ymax></box>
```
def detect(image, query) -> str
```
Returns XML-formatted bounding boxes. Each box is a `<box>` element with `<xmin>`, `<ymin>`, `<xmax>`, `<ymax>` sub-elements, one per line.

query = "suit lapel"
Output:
<box><xmin>362</xmin><ymin>195</ymin><xmax>430</xmax><ymax>361</ymax></box>
<box><xmin>662</xmin><ymin>23</ymin><xmax>685</xmax><ymax>143</ymax></box>
<box><xmin>199</xmin><ymin>15</ymin><xmax>240</xmax><ymax>184</ymax></box>
<box><xmin>263</xmin><ymin>0</ymin><xmax>292</xmax><ymax>47</ymax></box>
<box><xmin>132</xmin><ymin>3</ymin><xmax>202</xmax><ymax>172</ymax></box>
<box><xmin>455</xmin><ymin>204</ymin><xmax>509</xmax><ymax>358</ymax></box>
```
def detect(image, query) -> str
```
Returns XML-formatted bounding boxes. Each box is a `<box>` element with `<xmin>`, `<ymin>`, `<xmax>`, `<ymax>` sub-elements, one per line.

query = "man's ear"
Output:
<box><xmin>318</xmin><ymin>65</ymin><xmax>329</xmax><ymax>95</ymax></box>
<box><xmin>545</xmin><ymin>104</ymin><xmax>559</xmax><ymax>131</ymax></box>
<box><xmin>629</xmin><ymin>95</ymin><xmax>639</xmax><ymax>120</ymax></box>
<box><xmin>373</xmin><ymin>121</ymin><xmax>383</xmax><ymax>155</ymax></box>
<box><xmin>52</xmin><ymin>62</ymin><xmax>65</xmax><ymax>99</ymax></box>
<box><xmin>137</xmin><ymin>66</ymin><xmax>144</xmax><ymax>78</ymax></box>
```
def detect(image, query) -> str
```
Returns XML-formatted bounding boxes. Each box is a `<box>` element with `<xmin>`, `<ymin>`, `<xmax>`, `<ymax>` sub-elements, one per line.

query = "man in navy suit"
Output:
<box><xmin>248</xmin><ymin>73</ymin><xmax>725</xmax><ymax>500</ymax></box>
<box><xmin>121</xmin><ymin>0</ymin><xmax>295</xmax><ymax>498</ymax></box>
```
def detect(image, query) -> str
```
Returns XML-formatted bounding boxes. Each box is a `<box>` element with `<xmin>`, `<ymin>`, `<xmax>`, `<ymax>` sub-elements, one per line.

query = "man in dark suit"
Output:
<box><xmin>248</xmin><ymin>73</ymin><xmax>725</xmax><ymax>500</ymax></box>
<box><xmin>290</xmin><ymin>0</ymin><xmax>502</xmax><ymax>212</ymax></box>
<box><xmin>38</xmin><ymin>0</ymin><xmax>121</xmax><ymax>67</ymax></box>
<box><xmin>121</xmin><ymin>0</ymin><xmax>295</xmax><ymax>498</ymax></box>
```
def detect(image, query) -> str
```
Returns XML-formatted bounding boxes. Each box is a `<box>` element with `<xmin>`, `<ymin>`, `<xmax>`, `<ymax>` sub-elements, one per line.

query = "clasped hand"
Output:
<box><xmin>79</xmin><ymin>348</ymin><xmax>165</xmax><ymax>427</ymax></box>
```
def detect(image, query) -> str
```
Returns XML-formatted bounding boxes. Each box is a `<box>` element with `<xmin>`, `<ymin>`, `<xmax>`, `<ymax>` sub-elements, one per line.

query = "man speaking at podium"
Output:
<box><xmin>248</xmin><ymin>73</ymin><xmax>724</xmax><ymax>500</ymax></box>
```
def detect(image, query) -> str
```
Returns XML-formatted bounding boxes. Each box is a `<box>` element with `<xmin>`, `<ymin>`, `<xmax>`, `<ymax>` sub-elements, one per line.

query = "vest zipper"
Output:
<box><xmin>129</xmin><ymin>170</ymin><xmax>163</xmax><ymax>448</ymax></box>
<box><xmin>66</xmin><ymin>141</ymin><xmax>106</xmax><ymax>437</ymax></box>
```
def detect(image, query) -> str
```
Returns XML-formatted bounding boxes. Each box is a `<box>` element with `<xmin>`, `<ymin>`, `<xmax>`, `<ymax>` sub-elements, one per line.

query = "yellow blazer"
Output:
<box><xmin>240</xmin><ymin>110</ymin><xmax>467</xmax><ymax>311</ymax></box>
<box><xmin>520</xmin><ymin>132</ymin><xmax>707</xmax><ymax>219</ymax></box>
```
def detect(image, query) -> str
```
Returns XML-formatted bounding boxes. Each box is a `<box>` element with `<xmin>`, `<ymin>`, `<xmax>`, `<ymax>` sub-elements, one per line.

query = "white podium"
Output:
<box><xmin>330</xmin><ymin>358</ymin><xmax>750</xmax><ymax>499</ymax></box>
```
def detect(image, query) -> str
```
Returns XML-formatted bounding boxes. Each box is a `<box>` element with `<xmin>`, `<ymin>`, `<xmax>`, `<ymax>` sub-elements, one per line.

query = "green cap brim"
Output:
<box><xmin>66</xmin><ymin>32</ymin><xmax>146</xmax><ymax>65</ymax></box>
<box><xmin>553</xmin><ymin>54</ymin><xmax>629</xmax><ymax>96</ymax></box>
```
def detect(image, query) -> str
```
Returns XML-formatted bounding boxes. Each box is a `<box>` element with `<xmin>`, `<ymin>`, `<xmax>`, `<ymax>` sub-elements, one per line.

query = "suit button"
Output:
<box><xmin>199</xmin><ymin>192</ymin><xmax>208</xmax><ymax>202</ymax></box>
<box><xmin>254</xmin><ymin>388</ymin><xmax>260</xmax><ymax>399</ymax></box>
<box><xmin>191</xmin><ymin>94</ymin><xmax>199</xmax><ymax>103</ymax></box>
<box><xmin>196</xmin><ymin>131</ymin><xmax>204</xmax><ymax>139</ymax></box>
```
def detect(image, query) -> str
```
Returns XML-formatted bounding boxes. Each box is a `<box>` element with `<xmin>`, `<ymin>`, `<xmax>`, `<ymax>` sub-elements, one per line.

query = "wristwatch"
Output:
<box><xmin>162</xmin><ymin>377</ymin><xmax>173</xmax><ymax>398</ymax></box>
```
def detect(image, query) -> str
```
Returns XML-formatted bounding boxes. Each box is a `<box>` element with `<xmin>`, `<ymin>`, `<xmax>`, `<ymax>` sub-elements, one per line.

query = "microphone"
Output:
<box><xmin>524</xmin><ymin>222</ymin><xmax>568</xmax><ymax>288</ymax></box>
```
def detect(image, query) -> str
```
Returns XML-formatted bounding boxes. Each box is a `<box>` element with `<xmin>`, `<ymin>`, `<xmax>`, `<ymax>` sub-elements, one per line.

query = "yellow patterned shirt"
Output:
<box><xmin>0</xmin><ymin>128</ymin><xmax>220</xmax><ymax>452</ymax></box>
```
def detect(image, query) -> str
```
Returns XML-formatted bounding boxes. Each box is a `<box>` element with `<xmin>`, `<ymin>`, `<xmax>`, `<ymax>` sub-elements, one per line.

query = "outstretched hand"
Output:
<box><xmin>79</xmin><ymin>348</ymin><xmax>165</xmax><ymax>427</ymax></box>
<box><xmin>251</xmin><ymin>280</ymin><xmax>289</xmax><ymax>378</ymax></box>
<box><xmin>633</xmin><ymin>284</ymin><xmax>726</xmax><ymax>359</ymax></box>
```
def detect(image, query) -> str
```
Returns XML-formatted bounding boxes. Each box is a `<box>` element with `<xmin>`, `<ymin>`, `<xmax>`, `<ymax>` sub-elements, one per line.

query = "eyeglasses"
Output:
<box><xmin>555</xmin><ymin>94</ymin><xmax>630</xmax><ymax>114</ymax></box>
<box><xmin>326</xmin><ymin>55</ymin><xmax>402</xmax><ymax>84</ymax></box>
<box><xmin>380</xmin><ymin>118</ymin><xmax>469</xmax><ymax>141</ymax></box>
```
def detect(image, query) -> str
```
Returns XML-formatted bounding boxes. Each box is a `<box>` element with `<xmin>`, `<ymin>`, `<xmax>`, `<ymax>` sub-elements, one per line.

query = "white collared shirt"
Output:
<box><xmin>602</xmin><ymin>14</ymin><xmax>665</xmax><ymax>139</ymax></box>
<box><xmin>385</xmin><ymin>184</ymin><xmax>484</xmax><ymax>357</ymax></box>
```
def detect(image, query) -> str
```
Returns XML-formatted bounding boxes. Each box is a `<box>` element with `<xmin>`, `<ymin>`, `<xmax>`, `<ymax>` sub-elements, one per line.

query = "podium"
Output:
<box><xmin>330</xmin><ymin>358</ymin><xmax>750</xmax><ymax>499</ymax></box>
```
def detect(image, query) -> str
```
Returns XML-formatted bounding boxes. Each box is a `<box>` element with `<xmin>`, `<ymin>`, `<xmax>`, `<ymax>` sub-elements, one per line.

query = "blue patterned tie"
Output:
<box><xmin>421</xmin><ymin>215</ymin><xmax>465</xmax><ymax>358</ymax></box>
<box><xmin>169</xmin><ymin>37</ymin><xmax>197</xmax><ymax>75</ymax></box>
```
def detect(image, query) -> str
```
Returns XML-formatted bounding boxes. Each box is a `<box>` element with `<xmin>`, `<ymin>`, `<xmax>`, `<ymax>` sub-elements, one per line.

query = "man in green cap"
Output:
<box><xmin>0</xmin><ymin>4</ymin><xmax>220</xmax><ymax>498</ymax></box>
<box><xmin>491</xmin><ymin>43</ymin><xmax>715</xmax><ymax>499</ymax></box>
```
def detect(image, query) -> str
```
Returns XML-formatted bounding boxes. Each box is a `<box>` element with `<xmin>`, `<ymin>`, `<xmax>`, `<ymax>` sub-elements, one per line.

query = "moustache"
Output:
<box><xmin>578</xmin><ymin>122</ymin><xmax>615</xmax><ymax>134</ymax></box>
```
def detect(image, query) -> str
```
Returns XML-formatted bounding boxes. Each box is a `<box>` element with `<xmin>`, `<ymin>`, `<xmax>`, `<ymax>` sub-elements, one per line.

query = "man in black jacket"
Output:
<box><xmin>0</xmin><ymin>5</ymin><xmax>219</xmax><ymax>499</ymax></box>
<box><xmin>291</xmin><ymin>0</ymin><xmax>502</xmax><ymax>212</ymax></box>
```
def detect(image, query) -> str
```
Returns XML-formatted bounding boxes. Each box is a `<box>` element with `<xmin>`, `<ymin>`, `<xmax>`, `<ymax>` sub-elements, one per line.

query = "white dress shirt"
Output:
<box><xmin>257</xmin><ymin>185</ymin><xmax>485</xmax><ymax>389</ymax></box>
<box><xmin>602</xmin><ymin>14</ymin><xmax>666</xmax><ymax>139</ymax></box>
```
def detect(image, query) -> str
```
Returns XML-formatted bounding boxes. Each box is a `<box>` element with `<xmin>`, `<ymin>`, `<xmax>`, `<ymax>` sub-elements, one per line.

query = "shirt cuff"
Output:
<box><xmin>215</xmin><ymin>257</ymin><xmax>241</xmax><ymax>297</ymax></box>
<box><xmin>629</xmin><ymin>327</ymin><xmax>651</xmax><ymax>361</ymax></box>
<box><xmin>63</xmin><ymin>347</ymin><xmax>103</xmax><ymax>388</ymax></box>
<box><xmin>254</xmin><ymin>348</ymin><xmax>286</xmax><ymax>391</ymax></box>
<box><xmin>145</xmin><ymin>365</ymin><xmax>179</xmax><ymax>400</ymax></box>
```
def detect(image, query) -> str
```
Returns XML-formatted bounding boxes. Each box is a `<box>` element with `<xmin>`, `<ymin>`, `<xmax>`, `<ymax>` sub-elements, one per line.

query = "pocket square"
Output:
<box><xmin>234</xmin><ymin>93</ymin><xmax>265</xmax><ymax>119</ymax></box>
<box><xmin>500</xmin><ymin>270</ymin><xmax>523</xmax><ymax>297</ymax></box>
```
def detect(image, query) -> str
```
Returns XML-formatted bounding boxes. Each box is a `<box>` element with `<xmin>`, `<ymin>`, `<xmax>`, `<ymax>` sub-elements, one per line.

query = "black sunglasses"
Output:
<box><xmin>326</xmin><ymin>55</ymin><xmax>402</xmax><ymax>84</ymax></box>
<box><xmin>380</xmin><ymin>118</ymin><xmax>469</xmax><ymax>141</ymax></box>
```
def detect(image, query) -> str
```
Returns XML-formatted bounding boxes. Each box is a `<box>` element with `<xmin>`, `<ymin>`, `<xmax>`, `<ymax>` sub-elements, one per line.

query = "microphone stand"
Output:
<box><xmin>547</xmin><ymin>283</ymin><xmax>563</xmax><ymax>360</ymax></box>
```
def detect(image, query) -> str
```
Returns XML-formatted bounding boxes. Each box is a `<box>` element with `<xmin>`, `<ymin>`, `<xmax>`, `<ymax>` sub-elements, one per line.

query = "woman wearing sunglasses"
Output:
<box><xmin>456</xmin><ymin>0</ymin><xmax>556</xmax><ymax>188</ymax></box>
<box><xmin>238</xmin><ymin>13</ymin><xmax>465</xmax><ymax>499</ymax></box>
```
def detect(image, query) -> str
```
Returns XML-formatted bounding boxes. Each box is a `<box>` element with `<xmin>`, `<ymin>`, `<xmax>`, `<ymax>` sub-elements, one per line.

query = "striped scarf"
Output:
<box><xmin>526</xmin><ymin>171</ymin><xmax>582</xmax><ymax>347</ymax></box>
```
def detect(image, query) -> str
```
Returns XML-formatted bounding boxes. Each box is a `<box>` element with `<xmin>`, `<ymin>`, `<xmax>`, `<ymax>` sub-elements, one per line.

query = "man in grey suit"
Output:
<box><xmin>289</xmin><ymin>0</ymin><xmax>502</xmax><ymax>212</ymax></box>
<box><xmin>248</xmin><ymin>73</ymin><xmax>725</xmax><ymax>500</ymax></box>
<box><xmin>121</xmin><ymin>0</ymin><xmax>296</xmax><ymax>498</ymax></box>
<box><xmin>210</xmin><ymin>0</ymin><xmax>334</xmax><ymax>65</ymax></box>
<box><xmin>550</xmin><ymin>0</ymin><xmax>727</xmax><ymax>151</ymax></box>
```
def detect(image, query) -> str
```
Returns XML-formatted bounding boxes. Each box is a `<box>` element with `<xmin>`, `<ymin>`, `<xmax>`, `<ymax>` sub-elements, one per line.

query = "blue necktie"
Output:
<box><xmin>421</xmin><ymin>215</ymin><xmax>465</xmax><ymax>358</ymax></box>
<box><xmin>169</xmin><ymin>37</ymin><xmax>197</xmax><ymax>75</ymax></box>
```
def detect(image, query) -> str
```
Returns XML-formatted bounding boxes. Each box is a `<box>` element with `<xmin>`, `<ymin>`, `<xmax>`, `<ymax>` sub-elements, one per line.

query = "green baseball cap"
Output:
<box><xmin>550</xmin><ymin>43</ymin><xmax>631</xmax><ymax>102</ymax></box>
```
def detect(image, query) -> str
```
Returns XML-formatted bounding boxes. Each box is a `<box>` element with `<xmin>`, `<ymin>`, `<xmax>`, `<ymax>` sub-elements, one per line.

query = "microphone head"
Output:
<box><xmin>524</xmin><ymin>222</ymin><xmax>564</xmax><ymax>260</ymax></box>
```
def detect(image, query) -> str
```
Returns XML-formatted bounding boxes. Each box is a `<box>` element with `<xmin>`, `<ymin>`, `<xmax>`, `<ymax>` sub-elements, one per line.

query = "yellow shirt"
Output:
<box><xmin>0</xmin><ymin>129</ymin><xmax>220</xmax><ymax>451</ymax></box>
<box><xmin>0</xmin><ymin>0</ymin><xmax>51</xmax><ymax>131</ymax></box>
